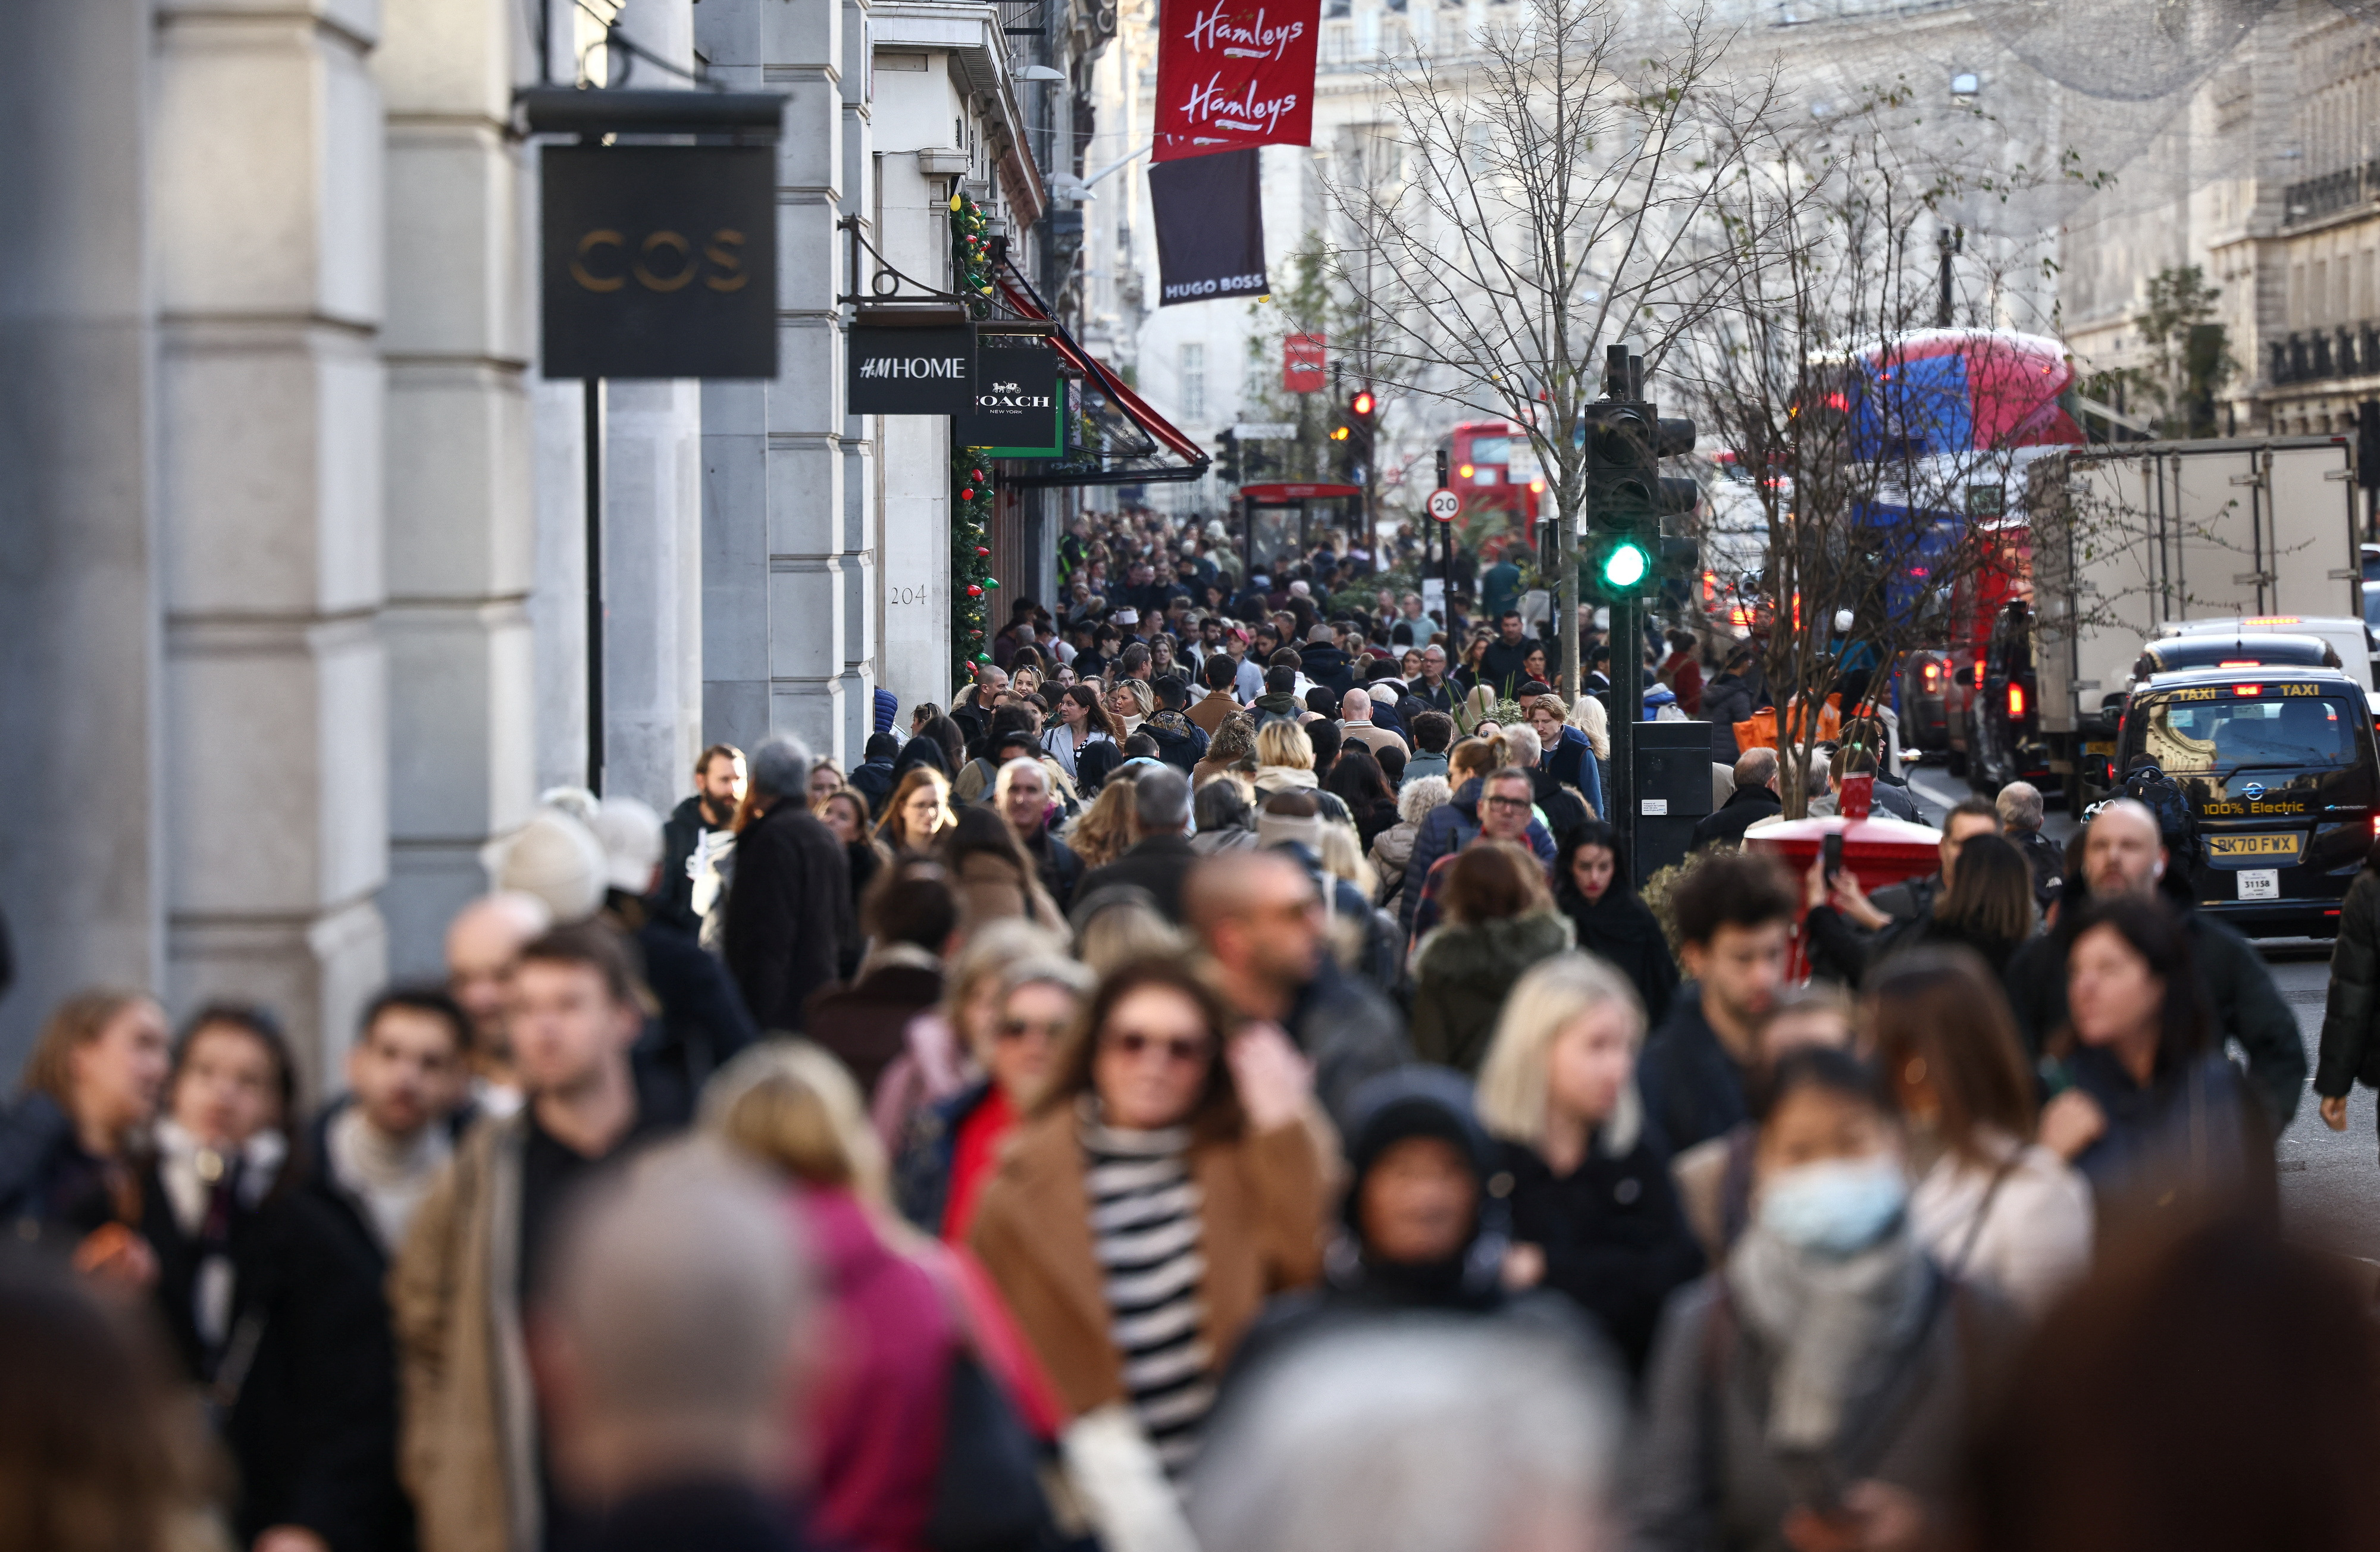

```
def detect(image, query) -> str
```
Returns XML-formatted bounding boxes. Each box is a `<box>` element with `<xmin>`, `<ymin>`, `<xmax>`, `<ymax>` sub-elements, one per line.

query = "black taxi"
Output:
<box><xmin>2115</xmin><ymin>663</ymin><xmax>2380</xmax><ymax>938</ymax></box>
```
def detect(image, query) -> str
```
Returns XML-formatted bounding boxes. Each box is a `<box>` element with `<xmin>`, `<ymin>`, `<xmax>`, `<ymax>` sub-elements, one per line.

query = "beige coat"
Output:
<box><xmin>968</xmin><ymin>1104</ymin><xmax>1329</xmax><ymax>1418</ymax></box>
<box><xmin>390</xmin><ymin>1113</ymin><xmax>540</xmax><ymax>1552</ymax></box>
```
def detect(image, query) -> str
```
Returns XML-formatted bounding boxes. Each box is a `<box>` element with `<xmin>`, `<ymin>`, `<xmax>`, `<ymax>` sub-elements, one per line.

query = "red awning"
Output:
<box><xmin>997</xmin><ymin>275</ymin><xmax>1207</xmax><ymax>466</ymax></box>
<box><xmin>1241</xmin><ymin>482</ymin><xmax>1362</xmax><ymax>501</ymax></box>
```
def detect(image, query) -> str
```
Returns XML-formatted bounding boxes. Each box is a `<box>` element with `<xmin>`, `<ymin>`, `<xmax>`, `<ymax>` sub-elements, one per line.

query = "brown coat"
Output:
<box><xmin>1188</xmin><ymin>692</ymin><xmax>1238</xmax><ymax>737</ymax></box>
<box><xmin>967</xmin><ymin>1104</ymin><xmax>1330</xmax><ymax>1418</ymax></box>
<box><xmin>389</xmin><ymin>1114</ymin><xmax>540</xmax><ymax>1552</ymax></box>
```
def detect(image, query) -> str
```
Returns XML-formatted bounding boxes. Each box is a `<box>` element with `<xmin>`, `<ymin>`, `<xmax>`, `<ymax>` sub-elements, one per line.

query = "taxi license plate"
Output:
<box><xmin>2205</xmin><ymin>832</ymin><xmax>2304</xmax><ymax>864</ymax></box>
<box><xmin>2238</xmin><ymin>869</ymin><xmax>2279</xmax><ymax>900</ymax></box>
<box><xmin>2084</xmin><ymin>741</ymin><xmax>2115</xmax><ymax>756</ymax></box>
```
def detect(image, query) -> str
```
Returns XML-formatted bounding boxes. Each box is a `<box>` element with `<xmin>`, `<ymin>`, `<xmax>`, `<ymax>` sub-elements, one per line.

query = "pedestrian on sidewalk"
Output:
<box><xmin>969</xmin><ymin>955</ymin><xmax>1329</xmax><ymax>1479</ymax></box>
<box><xmin>724</xmin><ymin>736</ymin><xmax>857</xmax><ymax>1036</ymax></box>
<box><xmin>1632</xmin><ymin>1047</ymin><xmax>2018</xmax><ymax>1552</ymax></box>
<box><xmin>1477</xmin><ymin>954</ymin><xmax>1705</xmax><ymax>1379</ymax></box>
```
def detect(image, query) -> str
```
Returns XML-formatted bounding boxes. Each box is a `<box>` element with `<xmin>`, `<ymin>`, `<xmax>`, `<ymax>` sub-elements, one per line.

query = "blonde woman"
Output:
<box><xmin>894</xmin><ymin>954</ymin><xmax>1095</xmax><ymax>1240</ymax></box>
<box><xmin>1071</xmin><ymin>889</ymin><xmax>1187</xmax><ymax>976</ymax></box>
<box><xmin>1251</xmin><ymin>719</ymin><xmax>1318</xmax><ymax>798</ymax></box>
<box><xmin>1475</xmin><ymin>953</ymin><xmax>1705</xmax><ymax>1377</ymax></box>
<box><xmin>1316</xmin><ymin>820</ymin><xmax>1376</xmax><ymax>903</ymax></box>
<box><xmin>706</xmin><ymin>1042</ymin><xmax>1063</xmax><ymax>1548</ymax></box>
<box><xmin>1103</xmin><ymin>678</ymin><xmax>1152</xmax><ymax>739</ymax></box>
<box><xmin>1567</xmin><ymin>693</ymin><xmax>1612</xmax><ymax>813</ymax></box>
<box><xmin>1066</xmin><ymin>779</ymin><xmax>1139</xmax><ymax>871</ymax></box>
<box><xmin>869</xmin><ymin>917</ymin><xmax>1065</xmax><ymax>1154</ymax></box>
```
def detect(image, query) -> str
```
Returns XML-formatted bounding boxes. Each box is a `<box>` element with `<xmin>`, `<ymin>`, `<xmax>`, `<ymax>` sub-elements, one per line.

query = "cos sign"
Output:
<box><xmin>541</xmin><ymin>144</ymin><xmax>777</xmax><ymax>380</ymax></box>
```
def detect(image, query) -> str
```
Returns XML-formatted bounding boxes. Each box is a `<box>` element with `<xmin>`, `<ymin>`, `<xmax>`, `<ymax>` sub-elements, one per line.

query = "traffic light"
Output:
<box><xmin>1338</xmin><ymin>386</ymin><xmax>1377</xmax><ymax>483</ymax></box>
<box><xmin>1216</xmin><ymin>427</ymin><xmax>1242</xmax><ymax>485</ymax></box>
<box><xmin>1600</xmin><ymin>535</ymin><xmax>1651</xmax><ymax>589</ymax></box>
<box><xmin>1579</xmin><ymin>346</ymin><xmax>1698</xmax><ymax>600</ymax></box>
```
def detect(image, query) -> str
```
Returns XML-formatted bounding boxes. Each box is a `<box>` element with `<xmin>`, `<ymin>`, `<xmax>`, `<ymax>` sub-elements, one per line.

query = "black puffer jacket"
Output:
<box><xmin>1495</xmin><ymin>1129</ymin><xmax>1705</xmax><ymax>1379</ymax></box>
<box><xmin>722</xmin><ymin>801</ymin><xmax>856</xmax><ymax>1035</ymax></box>
<box><xmin>2319</xmin><ymin>861</ymin><xmax>2380</xmax><ymax>1099</ymax></box>
<box><xmin>1557</xmin><ymin>884</ymin><xmax>1680</xmax><ymax>1026</ymax></box>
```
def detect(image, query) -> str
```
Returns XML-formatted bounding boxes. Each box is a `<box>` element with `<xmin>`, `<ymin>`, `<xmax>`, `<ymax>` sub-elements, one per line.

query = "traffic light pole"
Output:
<box><xmin>1605</xmin><ymin>584</ymin><xmax>1638</xmax><ymax>876</ymax></box>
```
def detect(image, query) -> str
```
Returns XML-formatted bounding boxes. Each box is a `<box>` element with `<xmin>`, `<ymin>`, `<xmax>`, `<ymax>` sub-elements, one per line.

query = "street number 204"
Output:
<box><xmin>571</xmin><ymin>228</ymin><xmax>750</xmax><ymax>294</ymax></box>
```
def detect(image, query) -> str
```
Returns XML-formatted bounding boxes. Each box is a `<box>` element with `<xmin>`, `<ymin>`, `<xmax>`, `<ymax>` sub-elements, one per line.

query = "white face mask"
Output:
<box><xmin>1758</xmin><ymin>1156</ymin><xmax>1908</xmax><ymax>1258</ymax></box>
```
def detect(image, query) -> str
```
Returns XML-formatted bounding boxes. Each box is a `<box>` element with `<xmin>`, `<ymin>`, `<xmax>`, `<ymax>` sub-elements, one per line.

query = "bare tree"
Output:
<box><xmin>1318</xmin><ymin>0</ymin><xmax>1788</xmax><ymax>700</ymax></box>
<box><xmin>1681</xmin><ymin>84</ymin><xmax>2083</xmax><ymax>815</ymax></box>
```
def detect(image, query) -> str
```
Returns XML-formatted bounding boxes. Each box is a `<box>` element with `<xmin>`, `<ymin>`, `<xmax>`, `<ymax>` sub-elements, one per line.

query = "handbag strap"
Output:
<box><xmin>1944</xmin><ymin>1153</ymin><xmax>2021</xmax><ymax>1285</ymax></box>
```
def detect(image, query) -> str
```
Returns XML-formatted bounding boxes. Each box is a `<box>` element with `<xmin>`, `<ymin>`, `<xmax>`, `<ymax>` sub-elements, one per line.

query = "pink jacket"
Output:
<box><xmin>797</xmin><ymin>1187</ymin><xmax>958</xmax><ymax>1552</ymax></box>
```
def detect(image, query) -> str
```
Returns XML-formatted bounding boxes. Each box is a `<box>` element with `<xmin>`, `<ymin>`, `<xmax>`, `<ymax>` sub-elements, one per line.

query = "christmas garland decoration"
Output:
<box><xmin>951</xmin><ymin>191</ymin><xmax>997</xmax><ymax>679</ymax></box>
<box><xmin>952</xmin><ymin>449</ymin><xmax>995</xmax><ymax>678</ymax></box>
<box><xmin>952</xmin><ymin>189</ymin><xmax>995</xmax><ymax>313</ymax></box>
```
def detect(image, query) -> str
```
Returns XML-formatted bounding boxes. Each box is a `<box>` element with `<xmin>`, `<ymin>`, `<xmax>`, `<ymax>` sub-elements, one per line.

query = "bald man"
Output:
<box><xmin>1185</xmin><ymin>850</ymin><xmax>1408</xmax><ymax>1129</ymax></box>
<box><xmin>2000</xmin><ymin>799</ymin><xmax>2304</xmax><ymax>1130</ymax></box>
<box><xmin>530</xmin><ymin>1143</ymin><xmax>813</xmax><ymax>1552</ymax></box>
<box><xmin>445</xmin><ymin>891</ymin><xmax>550</xmax><ymax>1118</ymax></box>
<box><xmin>1336</xmin><ymin>688</ymin><xmax>1408</xmax><ymax>761</ymax></box>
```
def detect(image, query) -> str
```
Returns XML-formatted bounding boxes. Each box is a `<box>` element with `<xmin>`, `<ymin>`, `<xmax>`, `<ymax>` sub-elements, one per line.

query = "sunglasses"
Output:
<box><xmin>1101</xmin><ymin>1030</ymin><xmax>1213</xmax><ymax>1065</ymax></box>
<box><xmin>998</xmin><ymin>1017</ymin><xmax>1069</xmax><ymax>1042</ymax></box>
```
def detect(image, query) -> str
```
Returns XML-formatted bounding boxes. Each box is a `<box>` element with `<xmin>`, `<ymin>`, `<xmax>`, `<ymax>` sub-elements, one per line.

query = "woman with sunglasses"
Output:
<box><xmin>895</xmin><ymin>954</ymin><xmax>1092</xmax><ymax>1242</ymax></box>
<box><xmin>970</xmin><ymin>955</ymin><xmax>1327</xmax><ymax>1479</ymax></box>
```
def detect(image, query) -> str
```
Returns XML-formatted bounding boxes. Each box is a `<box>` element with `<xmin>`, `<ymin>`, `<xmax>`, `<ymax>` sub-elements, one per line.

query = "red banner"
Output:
<box><xmin>1152</xmin><ymin>0</ymin><xmax>1321</xmax><ymax>162</ymax></box>
<box><xmin>1283</xmin><ymin>334</ymin><xmax>1326</xmax><ymax>393</ymax></box>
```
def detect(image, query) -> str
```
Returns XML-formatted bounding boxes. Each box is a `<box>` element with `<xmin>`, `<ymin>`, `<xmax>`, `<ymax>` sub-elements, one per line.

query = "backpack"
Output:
<box><xmin>2119</xmin><ymin>763</ymin><xmax>2199</xmax><ymax>866</ymax></box>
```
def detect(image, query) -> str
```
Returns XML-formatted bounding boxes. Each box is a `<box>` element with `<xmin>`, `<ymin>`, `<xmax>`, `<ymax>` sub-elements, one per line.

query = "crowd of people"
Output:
<box><xmin>2</xmin><ymin>504</ymin><xmax>2378</xmax><ymax>1552</ymax></box>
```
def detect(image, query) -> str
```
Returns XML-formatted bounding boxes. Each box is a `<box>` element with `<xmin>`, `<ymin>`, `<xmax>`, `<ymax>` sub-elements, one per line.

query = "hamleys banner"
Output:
<box><xmin>1152</xmin><ymin>0</ymin><xmax>1321</xmax><ymax>162</ymax></box>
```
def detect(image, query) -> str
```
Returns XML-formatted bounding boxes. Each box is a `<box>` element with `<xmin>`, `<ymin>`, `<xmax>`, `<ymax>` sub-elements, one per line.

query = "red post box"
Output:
<box><xmin>1742</xmin><ymin>776</ymin><xmax>1944</xmax><ymax>974</ymax></box>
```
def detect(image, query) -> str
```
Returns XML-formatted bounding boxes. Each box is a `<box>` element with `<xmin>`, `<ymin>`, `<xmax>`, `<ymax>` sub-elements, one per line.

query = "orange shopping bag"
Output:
<box><xmin>1736</xmin><ymin>695</ymin><xmax>1842</xmax><ymax>753</ymax></box>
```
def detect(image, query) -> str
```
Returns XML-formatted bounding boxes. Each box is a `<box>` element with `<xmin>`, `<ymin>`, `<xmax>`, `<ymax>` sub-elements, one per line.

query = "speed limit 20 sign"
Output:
<box><xmin>1427</xmin><ymin>489</ymin><xmax>1461</xmax><ymax>522</ymax></box>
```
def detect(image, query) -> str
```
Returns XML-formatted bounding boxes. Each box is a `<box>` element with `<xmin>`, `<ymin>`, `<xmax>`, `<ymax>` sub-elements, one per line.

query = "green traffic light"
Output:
<box><xmin>1601</xmin><ymin>541</ymin><xmax>1649</xmax><ymax>588</ymax></box>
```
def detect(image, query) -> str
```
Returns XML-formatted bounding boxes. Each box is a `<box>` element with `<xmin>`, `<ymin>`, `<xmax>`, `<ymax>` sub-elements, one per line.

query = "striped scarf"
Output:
<box><xmin>1079</xmin><ymin>1102</ymin><xmax>1211</xmax><ymax>1474</ymax></box>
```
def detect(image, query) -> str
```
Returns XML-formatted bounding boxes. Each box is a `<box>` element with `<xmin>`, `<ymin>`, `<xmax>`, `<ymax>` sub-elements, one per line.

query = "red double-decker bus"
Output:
<box><xmin>1438</xmin><ymin>421</ymin><xmax>1543</xmax><ymax>560</ymax></box>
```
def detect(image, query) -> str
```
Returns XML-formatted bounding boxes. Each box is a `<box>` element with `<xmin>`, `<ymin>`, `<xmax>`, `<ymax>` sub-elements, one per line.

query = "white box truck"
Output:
<box><xmin>2005</xmin><ymin>436</ymin><xmax>2363</xmax><ymax>807</ymax></box>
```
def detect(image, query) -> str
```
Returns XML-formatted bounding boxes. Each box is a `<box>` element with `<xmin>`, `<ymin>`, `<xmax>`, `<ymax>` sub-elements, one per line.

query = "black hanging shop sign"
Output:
<box><xmin>964</xmin><ymin>324</ymin><xmax>1063</xmax><ymax>456</ymax></box>
<box><xmin>848</xmin><ymin>303</ymin><xmax>979</xmax><ymax>416</ymax></box>
<box><xmin>528</xmin><ymin>89</ymin><xmax>787</xmax><ymax>380</ymax></box>
<box><xmin>1147</xmin><ymin>148</ymin><xmax>1270</xmax><ymax>308</ymax></box>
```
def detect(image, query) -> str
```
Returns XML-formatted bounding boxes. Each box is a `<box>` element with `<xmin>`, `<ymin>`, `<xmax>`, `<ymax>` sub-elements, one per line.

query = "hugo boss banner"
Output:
<box><xmin>541</xmin><ymin>144</ymin><xmax>778</xmax><ymax>378</ymax></box>
<box><xmin>1152</xmin><ymin>0</ymin><xmax>1321</xmax><ymax>161</ymax></box>
<box><xmin>848</xmin><ymin>313</ymin><xmax>977</xmax><ymax>415</ymax></box>
<box><xmin>1148</xmin><ymin>149</ymin><xmax>1269</xmax><ymax>308</ymax></box>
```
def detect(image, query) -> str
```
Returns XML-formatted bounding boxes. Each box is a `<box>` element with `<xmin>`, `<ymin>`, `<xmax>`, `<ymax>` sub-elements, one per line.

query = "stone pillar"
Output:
<box><xmin>377</xmin><ymin>0</ymin><xmax>537</xmax><ymax>979</ymax></box>
<box><xmin>528</xmin><ymin>382</ymin><xmax>592</xmax><ymax>797</ymax></box>
<box><xmin>599</xmin><ymin>0</ymin><xmax>706</xmax><ymax>814</ymax></box>
<box><xmin>0</xmin><ymin>0</ymin><xmax>163</xmax><ymax>1070</ymax></box>
<box><xmin>873</xmin><ymin>135</ymin><xmax>956</xmax><ymax>718</ymax></box>
<box><xmin>699</xmin><ymin>0</ymin><xmax>875</xmax><ymax>768</ymax></box>
<box><xmin>603</xmin><ymin>378</ymin><xmax>704</xmax><ymax>810</ymax></box>
<box><xmin>152</xmin><ymin>0</ymin><xmax>390</xmax><ymax>1089</ymax></box>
